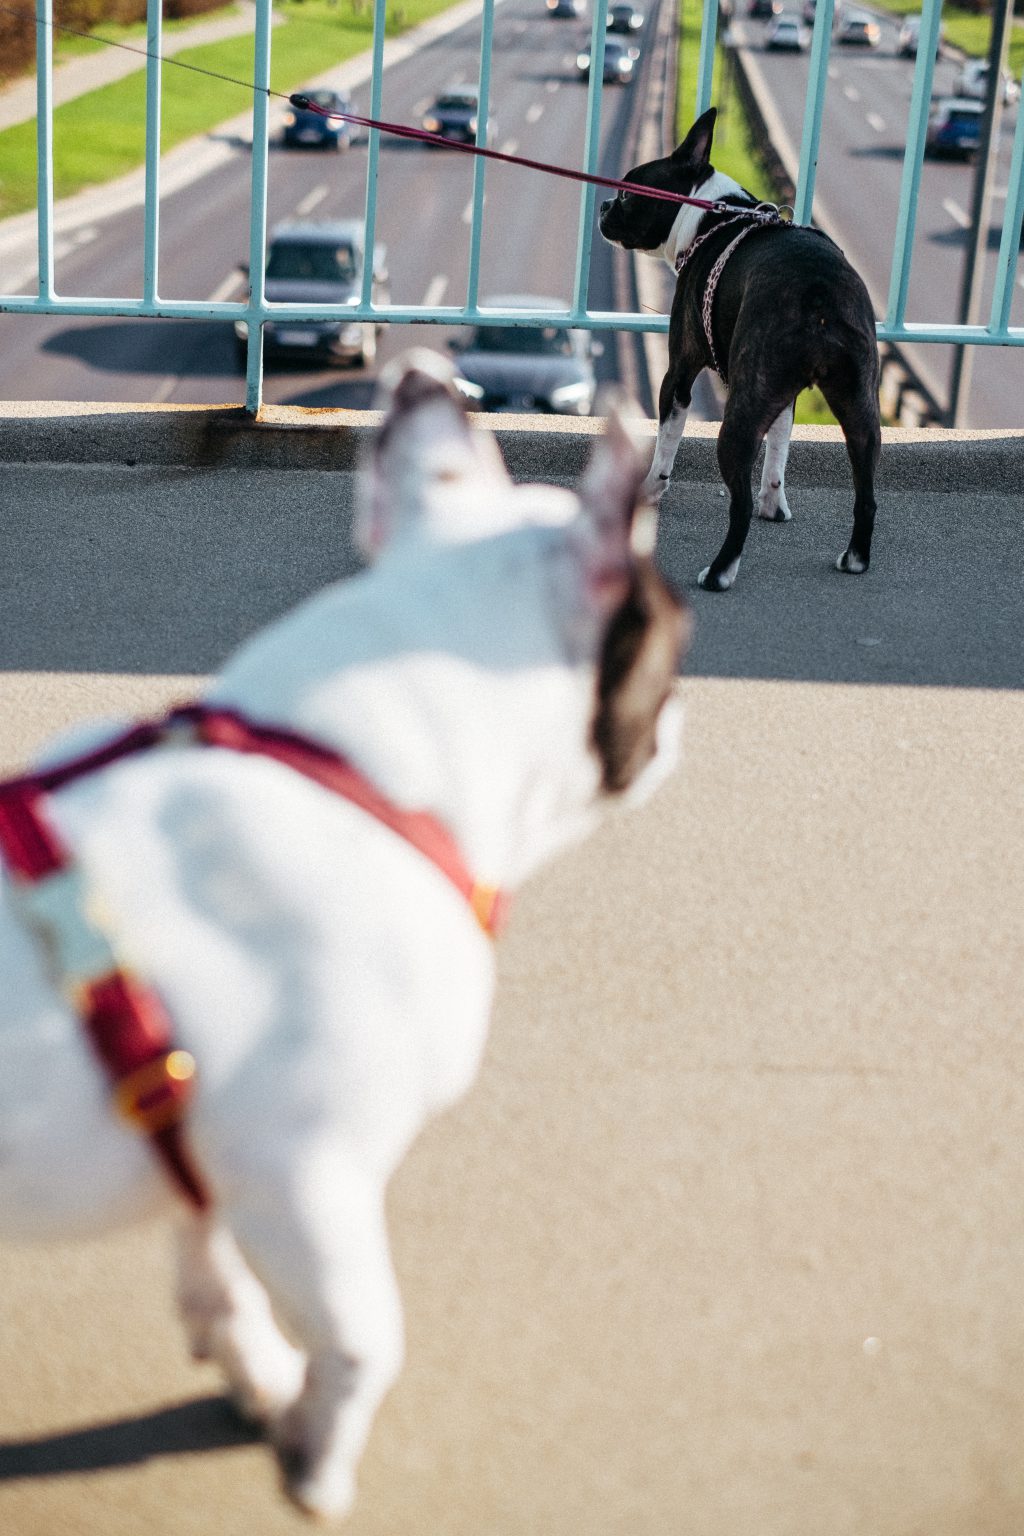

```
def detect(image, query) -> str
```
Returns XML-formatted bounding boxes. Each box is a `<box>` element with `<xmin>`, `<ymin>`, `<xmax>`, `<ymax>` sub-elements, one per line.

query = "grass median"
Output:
<box><xmin>0</xmin><ymin>0</ymin><xmax>456</xmax><ymax>221</ymax></box>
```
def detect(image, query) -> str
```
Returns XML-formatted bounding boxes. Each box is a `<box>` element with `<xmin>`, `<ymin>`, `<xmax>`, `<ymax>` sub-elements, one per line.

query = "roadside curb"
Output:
<box><xmin>2</xmin><ymin>400</ymin><xmax>1021</xmax><ymax>490</ymax></box>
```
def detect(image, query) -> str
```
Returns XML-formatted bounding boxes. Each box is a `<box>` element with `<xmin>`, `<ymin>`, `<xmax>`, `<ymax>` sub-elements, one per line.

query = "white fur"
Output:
<box><xmin>697</xmin><ymin>556</ymin><xmax>741</xmax><ymax>591</ymax></box>
<box><xmin>757</xmin><ymin>405</ymin><xmax>795</xmax><ymax>522</ymax></box>
<box><xmin>0</xmin><ymin>362</ymin><xmax>682</xmax><ymax>1520</ymax></box>
<box><xmin>655</xmin><ymin>169</ymin><xmax>745</xmax><ymax>270</ymax></box>
<box><xmin>642</xmin><ymin>400</ymin><xmax>688</xmax><ymax>503</ymax></box>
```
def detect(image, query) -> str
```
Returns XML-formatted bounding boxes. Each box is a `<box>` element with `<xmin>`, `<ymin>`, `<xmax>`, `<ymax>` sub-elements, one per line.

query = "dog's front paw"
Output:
<box><xmin>757</xmin><ymin>485</ymin><xmax>791</xmax><ymax>522</ymax></box>
<box><xmin>641</xmin><ymin>472</ymin><xmax>670</xmax><ymax>504</ymax></box>
<box><xmin>697</xmin><ymin>558</ymin><xmax>740</xmax><ymax>592</ymax></box>
<box><xmin>278</xmin><ymin>1440</ymin><xmax>356</xmax><ymax>1521</ymax></box>
<box><xmin>836</xmin><ymin>548</ymin><xmax>868</xmax><ymax>574</ymax></box>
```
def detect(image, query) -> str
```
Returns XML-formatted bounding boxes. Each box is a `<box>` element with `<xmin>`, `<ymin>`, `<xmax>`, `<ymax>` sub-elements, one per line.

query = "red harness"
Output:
<box><xmin>0</xmin><ymin>704</ymin><xmax>508</xmax><ymax>1210</ymax></box>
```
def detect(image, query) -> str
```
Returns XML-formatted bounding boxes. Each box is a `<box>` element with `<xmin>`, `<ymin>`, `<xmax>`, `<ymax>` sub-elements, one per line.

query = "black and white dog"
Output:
<box><xmin>600</xmin><ymin>108</ymin><xmax>881</xmax><ymax>592</ymax></box>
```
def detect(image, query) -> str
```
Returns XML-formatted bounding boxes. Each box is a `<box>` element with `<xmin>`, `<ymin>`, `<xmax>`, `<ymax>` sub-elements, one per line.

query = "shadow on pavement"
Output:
<box><xmin>0</xmin><ymin>1395</ymin><xmax>257</xmax><ymax>1480</ymax></box>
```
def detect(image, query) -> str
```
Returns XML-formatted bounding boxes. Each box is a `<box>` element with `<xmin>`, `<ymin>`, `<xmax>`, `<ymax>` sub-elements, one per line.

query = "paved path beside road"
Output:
<box><xmin>0</xmin><ymin>1</ymin><xmax>272</xmax><ymax>134</ymax></box>
<box><xmin>0</xmin><ymin>417</ymin><xmax>1022</xmax><ymax>1536</ymax></box>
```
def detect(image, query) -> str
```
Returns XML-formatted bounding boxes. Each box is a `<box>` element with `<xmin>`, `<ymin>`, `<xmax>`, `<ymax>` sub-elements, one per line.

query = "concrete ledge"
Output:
<box><xmin>3</xmin><ymin>400</ymin><xmax>1024</xmax><ymax>492</ymax></box>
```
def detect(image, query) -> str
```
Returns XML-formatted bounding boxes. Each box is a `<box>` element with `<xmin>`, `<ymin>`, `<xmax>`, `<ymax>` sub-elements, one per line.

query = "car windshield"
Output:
<box><xmin>436</xmin><ymin>94</ymin><xmax>476</xmax><ymax>110</ymax></box>
<box><xmin>302</xmin><ymin>90</ymin><xmax>345</xmax><ymax>110</ymax></box>
<box><xmin>467</xmin><ymin>324</ymin><xmax>574</xmax><ymax>357</ymax></box>
<box><xmin>267</xmin><ymin>241</ymin><xmax>357</xmax><ymax>283</ymax></box>
<box><xmin>949</xmin><ymin>110</ymin><xmax>980</xmax><ymax>127</ymax></box>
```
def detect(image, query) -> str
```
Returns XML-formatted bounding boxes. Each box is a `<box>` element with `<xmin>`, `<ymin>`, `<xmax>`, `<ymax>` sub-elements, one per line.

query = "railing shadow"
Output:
<box><xmin>0</xmin><ymin>1395</ymin><xmax>257</xmax><ymax>1481</ymax></box>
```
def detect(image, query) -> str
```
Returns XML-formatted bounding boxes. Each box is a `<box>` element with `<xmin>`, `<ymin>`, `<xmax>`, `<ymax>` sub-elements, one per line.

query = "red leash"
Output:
<box><xmin>289</xmin><ymin>94</ymin><xmax>738</xmax><ymax>213</ymax></box>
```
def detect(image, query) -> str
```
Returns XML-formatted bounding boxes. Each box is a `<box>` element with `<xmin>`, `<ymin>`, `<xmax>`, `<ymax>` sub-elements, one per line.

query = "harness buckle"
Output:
<box><xmin>111</xmin><ymin>1046</ymin><xmax>198</xmax><ymax>1134</ymax></box>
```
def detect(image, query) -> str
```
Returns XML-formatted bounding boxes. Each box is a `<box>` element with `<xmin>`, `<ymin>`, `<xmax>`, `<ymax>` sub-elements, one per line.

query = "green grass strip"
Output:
<box><xmin>0</xmin><ymin>0</ymin><xmax>458</xmax><ymax>221</ymax></box>
<box><xmin>863</xmin><ymin>0</ymin><xmax>1024</xmax><ymax>78</ymax></box>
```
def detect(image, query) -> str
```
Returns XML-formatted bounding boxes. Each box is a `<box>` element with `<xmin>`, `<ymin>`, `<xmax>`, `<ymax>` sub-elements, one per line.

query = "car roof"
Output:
<box><xmin>270</xmin><ymin>219</ymin><xmax>365</xmax><ymax>246</ymax></box>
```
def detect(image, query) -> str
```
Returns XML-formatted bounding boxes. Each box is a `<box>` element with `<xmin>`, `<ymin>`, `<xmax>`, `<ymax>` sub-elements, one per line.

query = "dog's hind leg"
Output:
<box><xmin>641</xmin><ymin>357</ymin><xmax>702</xmax><ymax>503</ymax></box>
<box><xmin>757</xmin><ymin>403</ymin><xmax>794</xmax><ymax>522</ymax></box>
<box><xmin>821</xmin><ymin>372</ymin><xmax>880</xmax><ymax>573</ymax></box>
<box><xmin>233</xmin><ymin>1160</ymin><xmax>404</xmax><ymax>1519</ymax></box>
<box><xmin>176</xmin><ymin>1213</ymin><xmax>307</xmax><ymax>1427</ymax></box>
<box><xmin>698</xmin><ymin>396</ymin><xmax>766</xmax><ymax>591</ymax></box>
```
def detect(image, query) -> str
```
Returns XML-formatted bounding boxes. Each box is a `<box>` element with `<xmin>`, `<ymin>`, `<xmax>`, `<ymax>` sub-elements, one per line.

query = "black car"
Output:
<box><xmin>282</xmin><ymin>89</ymin><xmax>353</xmax><ymax>150</ymax></box>
<box><xmin>607</xmin><ymin>2</ymin><xmax>644</xmax><ymax>32</ymax></box>
<box><xmin>235</xmin><ymin>220</ymin><xmax>389</xmax><ymax>368</ymax></box>
<box><xmin>421</xmin><ymin>87</ymin><xmax>492</xmax><ymax>144</ymax></box>
<box><xmin>448</xmin><ymin>296</ymin><xmax>600</xmax><ymax>415</ymax></box>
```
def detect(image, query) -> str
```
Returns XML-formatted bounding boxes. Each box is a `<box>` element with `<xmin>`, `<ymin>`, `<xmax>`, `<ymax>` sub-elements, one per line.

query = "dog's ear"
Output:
<box><xmin>672</xmin><ymin>106</ymin><xmax>717</xmax><ymax>167</ymax></box>
<box><xmin>357</xmin><ymin>349</ymin><xmax>510</xmax><ymax>559</ymax></box>
<box><xmin>576</xmin><ymin>396</ymin><xmax>649</xmax><ymax>613</ymax></box>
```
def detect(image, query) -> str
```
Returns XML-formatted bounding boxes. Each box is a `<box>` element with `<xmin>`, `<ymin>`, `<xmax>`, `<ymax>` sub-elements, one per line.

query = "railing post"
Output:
<box><xmin>34</xmin><ymin>0</ymin><xmax>55</xmax><ymax>302</ymax></box>
<box><xmin>245</xmin><ymin>0</ymin><xmax>273</xmax><ymax>416</ymax></box>
<box><xmin>142</xmin><ymin>0</ymin><xmax>163</xmax><ymax>305</ymax></box>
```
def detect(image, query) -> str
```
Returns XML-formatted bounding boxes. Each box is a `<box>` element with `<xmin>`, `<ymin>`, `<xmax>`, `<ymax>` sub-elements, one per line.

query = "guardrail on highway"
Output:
<box><xmin>2</xmin><ymin>0</ymin><xmax>1023</xmax><ymax>413</ymax></box>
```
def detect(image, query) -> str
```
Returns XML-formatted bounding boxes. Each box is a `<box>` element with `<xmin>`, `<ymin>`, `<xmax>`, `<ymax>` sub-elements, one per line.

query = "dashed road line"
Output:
<box><xmin>422</xmin><ymin>274</ymin><xmax>448</xmax><ymax>306</ymax></box>
<box><xmin>295</xmin><ymin>183</ymin><xmax>329</xmax><ymax>217</ymax></box>
<box><xmin>545</xmin><ymin>78</ymin><xmax>560</xmax><ymax>92</ymax></box>
<box><xmin>207</xmin><ymin>270</ymin><xmax>244</xmax><ymax>303</ymax></box>
<box><xmin>843</xmin><ymin>84</ymin><xmax>860</xmax><ymax>102</ymax></box>
<box><xmin>526</xmin><ymin>102</ymin><xmax>544</xmax><ymax>124</ymax></box>
<box><xmin>866</xmin><ymin>111</ymin><xmax>885</xmax><ymax>132</ymax></box>
<box><xmin>499</xmin><ymin>137</ymin><xmax>519</xmax><ymax>155</ymax></box>
<box><xmin>942</xmin><ymin>197</ymin><xmax>970</xmax><ymax>229</ymax></box>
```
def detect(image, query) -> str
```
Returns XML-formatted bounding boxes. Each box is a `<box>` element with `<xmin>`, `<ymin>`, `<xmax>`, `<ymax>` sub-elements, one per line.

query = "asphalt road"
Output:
<box><xmin>0</xmin><ymin>0</ymin><xmax>663</xmax><ymax>413</ymax></box>
<box><xmin>731</xmin><ymin>8</ymin><xmax>1024</xmax><ymax>426</ymax></box>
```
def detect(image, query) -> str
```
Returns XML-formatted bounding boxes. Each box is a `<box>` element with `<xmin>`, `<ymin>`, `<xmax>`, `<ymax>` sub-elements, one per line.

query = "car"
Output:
<box><xmin>607</xmin><ymin>1</ymin><xmax>644</xmax><ymax>32</ymax></box>
<box><xmin>421</xmin><ymin>86</ymin><xmax>494</xmax><ymax>144</ymax></box>
<box><xmin>576</xmin><ymin>36</ymin><xmax>639</xmax><ymax>83</ymax></box>
<box><xmin>447</xmin><ymin>296</ymin><xmax>601</xmax><ymax>415</ymax></box>
<box><xmin>836</xmin><ymin>9</ymin><xmax>880</xmax><ymax>45</ymax></box>
<box><xmin>282</xmin><ymin>89</ymin><xmax>353</xmax><ymax>151</ymax></box>
<box><xmin>234</xmin><ymin>220</ymin><xmax>389</xmax><ymax>369</ymax></box>
<box><xmin>802</xmin><ymin>0</ymin><xmax>816</xmax><ymax>22</ymax></box>
<box><xmin>896</xmin><ymin>14</ymin><xmax>943</xmax><ymax>57</ymax></box>
<box><xmin>924</xmin><ymin>96</ymin><xmax>984</xmax><ymax>160</ymax></box>
<box><xmin>748</xmin><ymin>0</ymin><xmax>782</xmax><ymax>16</ymax></box>
<box><xmin>766</xmin><ymin>13</ymin><xmax>810</xmax><ymax>49</ymax></box>
<box><xmin>955</xmin><ymin>59</ymin><xmax>1021</xmax><ymax>107</ymax></box>
<box><xmin>546</xmin><ymin>0</ymin><xmax>584</xmax><ymax>16</ymax></box>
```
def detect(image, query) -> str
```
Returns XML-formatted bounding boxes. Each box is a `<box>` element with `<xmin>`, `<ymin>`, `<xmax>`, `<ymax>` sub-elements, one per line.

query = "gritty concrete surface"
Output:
<box><xmin>1</xmin><ymin>432</ymin><xmax>1023</xmax><ymax>1536</ymax></box>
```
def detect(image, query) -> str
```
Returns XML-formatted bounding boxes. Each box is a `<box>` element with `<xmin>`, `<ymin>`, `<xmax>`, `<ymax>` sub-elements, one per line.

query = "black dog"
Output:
<box><xmin>599</xmin><ymin>108</ymin><xmax>880</xmax><ymax>591</ymax></box>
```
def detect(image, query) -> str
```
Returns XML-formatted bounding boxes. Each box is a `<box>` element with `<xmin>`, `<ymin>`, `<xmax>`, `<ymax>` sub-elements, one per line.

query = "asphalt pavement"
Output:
<box><xmin>1</xmin><ymin>415</ymin><xmax>1023</xmax><ymax>1535</ymax></box>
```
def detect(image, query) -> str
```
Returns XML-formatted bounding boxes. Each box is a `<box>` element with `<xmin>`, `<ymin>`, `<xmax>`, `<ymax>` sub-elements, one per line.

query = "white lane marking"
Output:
<box><xmin>413</xmin><ymin>97</ymin><xmax>430</xmax><ymax>115</ymax></box>
<box><xmin>827</xmin><ymin>65</ymin><xmax>838</xmax><ymax>79</ymax></box>
<box><xmin>866</xmin><ymin>111</ymin><xmax>885</xmax><ymax>132</ymax></box>
<box><xmin>526</xmin><ymin>101</ymin><xmax>544</xmax><ymax>124</ymax></box>
<box><xmin>295</xmin><ymin>183</ymin><xmax>329</xmax><ymax>217</ymax></box>
<box><xmin>462</xmin><ymin>197</ymin><xmax>485</xmax><ymax>224</ymax></box>
<box><xmin>151</xmin><ymin>375</ymin><xmax>178</xmax><ymax>404</ymax></box>
<box><xmin>422</xmin><ymin>274</ymin><xmax>448</xmax><ymax>306</ymax></box>
<box><xmin>499</xmin><ymin>137</ymin><xmax>519</xmax><ymax>155</ymax></box>
<box><xmin>942</xmin><ymin>197</ymin><xmax>970</xmax><ymax>229</ymax></box>
<box><xmin>843</xmin><ymin>84</ymin><xmax>860</xmax><ymax>102</ymax></box>
<box><xmin>546</xmin><ymin>78</ymin><xmax>560</xmax><ymax>92</ymax></box>
<box><xmin>207</xmin><ymin>269</ymin><xmax>245</xmax><ymax>303</ymax></box>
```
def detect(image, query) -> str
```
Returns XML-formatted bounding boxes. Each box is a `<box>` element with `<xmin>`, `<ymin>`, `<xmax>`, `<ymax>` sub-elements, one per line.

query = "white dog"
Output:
<box><xmin>0</xmin><ymin>355</ymin><xmax>688</xmax><ymax>1518</ymax></box>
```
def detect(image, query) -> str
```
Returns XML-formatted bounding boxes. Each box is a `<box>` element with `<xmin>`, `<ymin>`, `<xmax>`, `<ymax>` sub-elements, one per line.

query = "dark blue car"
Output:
<box><xmin>282</xmin><ymin>89</ymin><xmax>353</xmax><ymax>151</ymax></box>
<box><xmin>925</xmin><ymin>97</ymin><xmax>983</xmax><ymax>160</ymax></box>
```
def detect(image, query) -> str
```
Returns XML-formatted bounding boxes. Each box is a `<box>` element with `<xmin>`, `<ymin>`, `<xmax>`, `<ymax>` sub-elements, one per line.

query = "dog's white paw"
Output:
<box><xmin>641</xmin><ymin>472</ymin><xmax>670</xmax><ymax>504</ymax></box>
<box><xmin>836</xmin><ymin>548</ymin><xmax>868</xmax><ymax>574</ymax></box>
<box><xmin>229</xmin><ymin>1341</ymin><xmax>307</xmax><ymax>1429</ymax></box>
<box><xmin>280</xmin><ymin>1447</ymin><xmax>356</xmax><ymax>1522</ymax></box>
<box><xmin>757</xmin><ymin>484</ymin><xmax>792</xmax><ymax>522</ymax></box>
<box><xmin>697</xmin><ymin>558</ymin><xmax>740</xmax><ymax>592</ymax></box>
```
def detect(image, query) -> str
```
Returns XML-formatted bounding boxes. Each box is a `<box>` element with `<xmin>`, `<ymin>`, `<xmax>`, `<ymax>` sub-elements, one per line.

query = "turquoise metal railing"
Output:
<box><xmin>2</xmin><ymin>0</ymin><xmax>1023</xmax><ymax>413</ymax></box>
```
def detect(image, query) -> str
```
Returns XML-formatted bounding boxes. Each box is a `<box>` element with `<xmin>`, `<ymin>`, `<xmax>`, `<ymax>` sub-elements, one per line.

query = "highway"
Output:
<box><xmin>731</xmin><ymin>7</ymin><xmax>1024</xmax><ymax>426</ymax></box>
<box><xmin>0</xmin><ymin>0</ymin><xmax>666</xmax><ymax>413</ymax></box>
